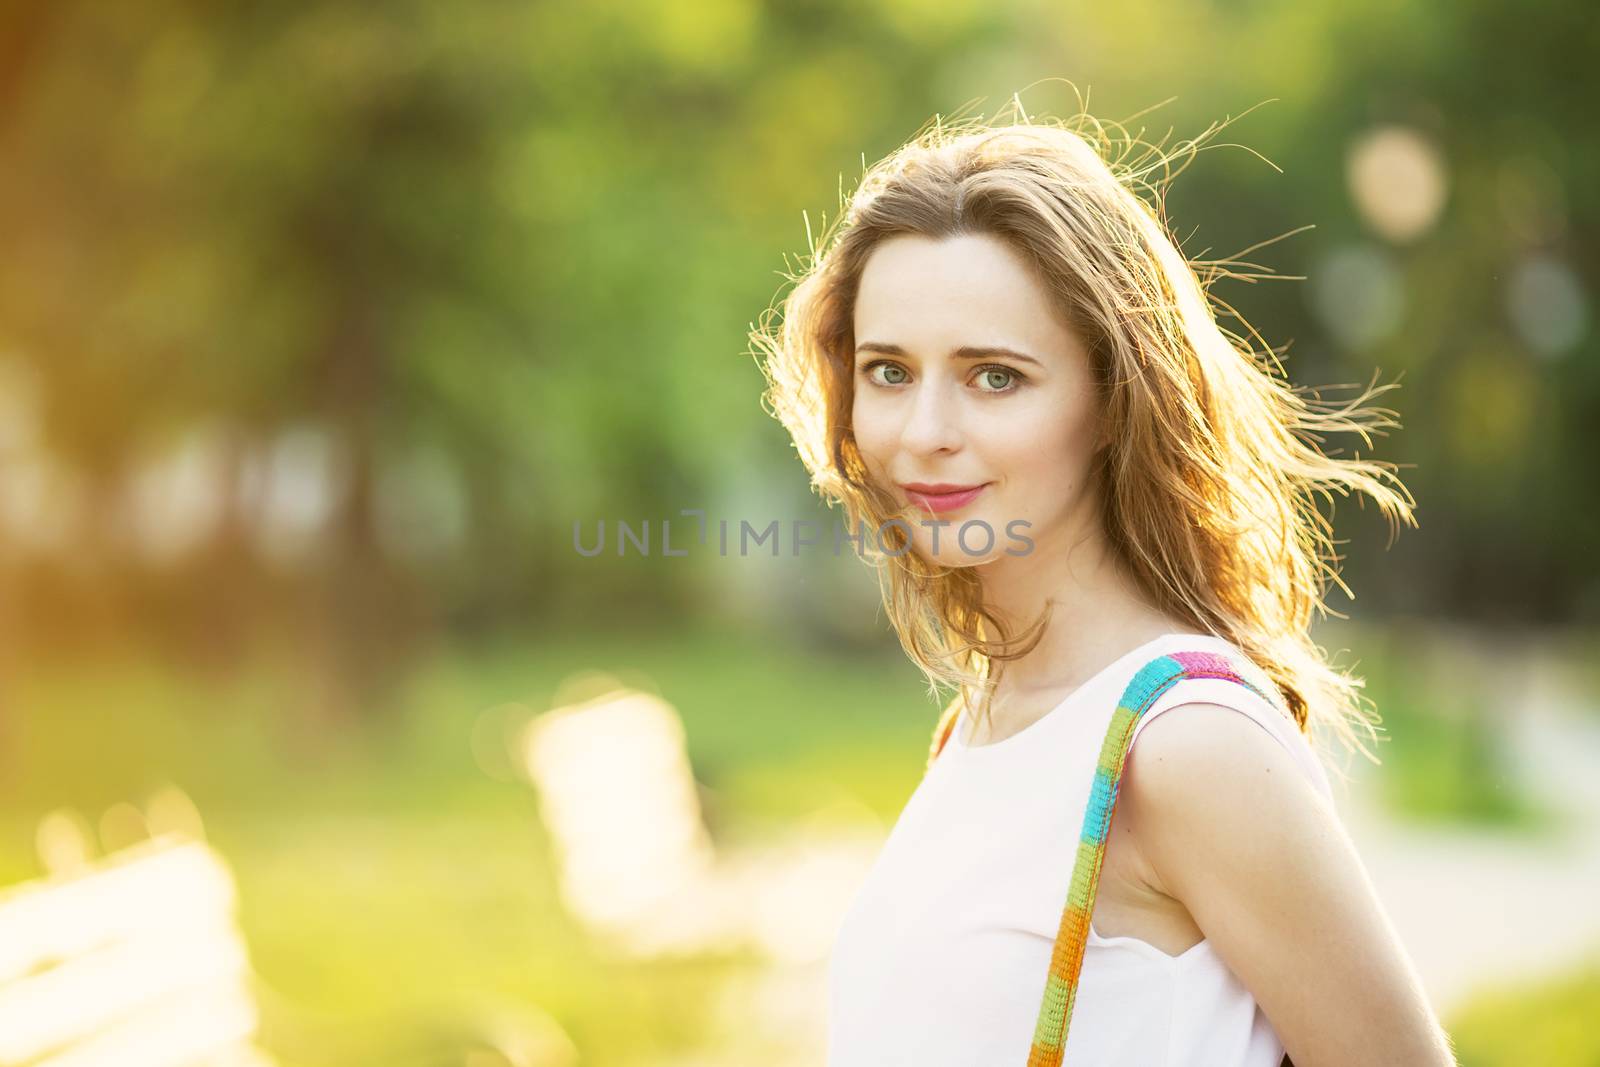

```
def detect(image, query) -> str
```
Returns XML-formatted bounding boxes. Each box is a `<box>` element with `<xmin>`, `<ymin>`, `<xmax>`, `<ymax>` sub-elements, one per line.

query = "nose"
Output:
<box><xmin>900</xmin><ymin>375</ymin><xmax>963</xmax><ymax>455</ymax></box>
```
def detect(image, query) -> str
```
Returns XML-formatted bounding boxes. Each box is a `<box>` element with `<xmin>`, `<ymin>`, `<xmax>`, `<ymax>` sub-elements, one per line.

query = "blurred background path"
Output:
<box><xmin>1337</xmin><ymin>664</ymin><xmax>1600</xmax><ymax>1015</ymax></box>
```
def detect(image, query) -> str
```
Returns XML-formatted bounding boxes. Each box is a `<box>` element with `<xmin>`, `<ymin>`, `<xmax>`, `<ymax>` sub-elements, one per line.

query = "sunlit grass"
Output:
<box><xmin>0</xmin><ymin>623</ymin><xmax>929</xmax><ymax>1066</ymax></box>
<box><xmin>1448</xmin><ymin>956</ymin><xmax>1600</xmax><ymax>1066</ymax></box>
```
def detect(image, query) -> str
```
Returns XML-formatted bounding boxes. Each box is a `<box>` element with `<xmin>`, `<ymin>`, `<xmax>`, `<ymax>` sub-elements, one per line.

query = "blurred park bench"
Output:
<box><xmin>519</xmin><ymin>681</ymin><xmax>882</xmax><ymax>962</ymax></box>
<box><xmin>518</xmin><ymin>681</ymin><xmax>885</xmax><ymax>1064</ymax></box>
<box><xmin>0</xmin><ymin>800</ymin><xmax>275</xmax><ymax>1067</ymax></box>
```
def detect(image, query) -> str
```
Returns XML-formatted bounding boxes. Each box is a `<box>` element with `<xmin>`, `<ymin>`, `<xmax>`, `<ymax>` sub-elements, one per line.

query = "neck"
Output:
<box><xmin>976</xmin><ymin>513</ymin><xmax>1191</xmax><ymax>697</ymax></box>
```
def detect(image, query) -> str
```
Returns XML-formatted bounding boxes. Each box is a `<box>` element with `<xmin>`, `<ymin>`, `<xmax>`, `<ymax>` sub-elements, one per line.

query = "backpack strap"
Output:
<box><xmin>1025</xmin><ymin>647</ymin><xmax>1288</xmax><ymax>1066</ymax></box>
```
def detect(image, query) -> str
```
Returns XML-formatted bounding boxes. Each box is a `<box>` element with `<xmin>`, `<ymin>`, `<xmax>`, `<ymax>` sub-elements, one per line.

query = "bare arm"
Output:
<box><xmin>1120</xmin><ymin>703</ymin><xmax>1458</xmax><ymax>1067</ymax></box>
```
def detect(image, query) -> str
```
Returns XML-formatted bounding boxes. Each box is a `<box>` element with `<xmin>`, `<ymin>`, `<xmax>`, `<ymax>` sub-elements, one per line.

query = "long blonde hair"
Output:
<box><xmin>750</xmin><ymin>101</ymin><xmax>1416</xmax><ymax>774</ymax></box>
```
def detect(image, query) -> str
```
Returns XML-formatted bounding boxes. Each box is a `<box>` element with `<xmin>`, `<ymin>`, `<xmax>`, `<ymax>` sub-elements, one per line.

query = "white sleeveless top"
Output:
<box><xmin>826</xmin><ymin>632</ymin><xmax>1334</xmax><ymax>1066</ymax></box>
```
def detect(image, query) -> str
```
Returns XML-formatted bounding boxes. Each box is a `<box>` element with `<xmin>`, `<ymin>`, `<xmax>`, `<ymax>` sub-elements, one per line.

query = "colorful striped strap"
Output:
<box><xmin>924</xmin><ymin>648</ymin><xmax>1288</xmax><ymax>1066</ymax></box>
<box><xmin>927</xmin><ymin>698</ymin><xmax>964</xmax><ymax>772</ymax></box>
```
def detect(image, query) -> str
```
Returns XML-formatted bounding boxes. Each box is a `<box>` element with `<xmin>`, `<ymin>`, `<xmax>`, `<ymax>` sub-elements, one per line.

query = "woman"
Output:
<box><xmin>752</xmin><ymin>108</ymin><xmax>1458</xmax><ymax>1066</ymax></box>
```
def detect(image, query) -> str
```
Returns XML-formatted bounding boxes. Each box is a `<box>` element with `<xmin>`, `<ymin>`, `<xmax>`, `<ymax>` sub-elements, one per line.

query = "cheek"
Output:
<box><xmin>850</xmin><ymin>395</ymin><xmax>891</xmax><ymax>468</ymax></box>
<box><xmin>986</xmin><ymin>395</ymin><xmax>1097</xmax><ymax>487</ymax></box>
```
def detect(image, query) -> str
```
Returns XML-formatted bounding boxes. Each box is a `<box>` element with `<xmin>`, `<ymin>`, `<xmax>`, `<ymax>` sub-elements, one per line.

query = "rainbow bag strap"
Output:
<box><xmin>926</xmin><ymin>648</ymin><xmax>1289</xmax><ymax>1067</ymax></box>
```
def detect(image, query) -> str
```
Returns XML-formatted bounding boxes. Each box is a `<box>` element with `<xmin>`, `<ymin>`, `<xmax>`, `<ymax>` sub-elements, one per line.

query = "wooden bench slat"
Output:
<box><xmin>0</xmin><ymin>925</ymin><xmax>250</xmax><ymax>1062</ymax></box>
<box><xmin>0</xmin><ymin>838</ymin><xmax>236</xmax><ymax>987</ymax></box>
<box><xmin>26</xmin><ymin>981</ymin><xmax>260</xmax><ymax>1067</ymax></box>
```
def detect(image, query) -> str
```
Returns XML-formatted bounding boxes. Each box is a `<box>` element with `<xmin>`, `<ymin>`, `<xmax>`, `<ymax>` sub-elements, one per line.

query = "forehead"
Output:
<box><xmin>853</xmin><ymin>232</ymin><xmax>1076</xmax><ymax>353</ymax></box>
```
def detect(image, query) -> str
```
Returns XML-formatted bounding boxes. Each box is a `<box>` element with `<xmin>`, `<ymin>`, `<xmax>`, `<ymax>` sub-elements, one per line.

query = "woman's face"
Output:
<box><xmin>850</xmin><ymin>232</ymin><xmax>1105</xmax><ymax>568</ymax></box>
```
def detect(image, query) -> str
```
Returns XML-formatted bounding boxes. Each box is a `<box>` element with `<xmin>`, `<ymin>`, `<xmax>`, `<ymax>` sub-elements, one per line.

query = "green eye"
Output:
<box><xmin>976</xmin><ymin>367</ymin><xmax>1016</xmax><ymax>392</ymax></box>
<box><xmin>866</xmin><ymin>362</ymin><xmax>909</xmax><ymax>386</ymax></box>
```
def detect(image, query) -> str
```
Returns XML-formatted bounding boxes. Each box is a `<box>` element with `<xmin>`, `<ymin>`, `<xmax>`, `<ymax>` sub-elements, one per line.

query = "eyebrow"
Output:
<box><xmin>854</xmin><ymin>341</ymin><xmax>1044</xmax><ymax>369</ymax></box>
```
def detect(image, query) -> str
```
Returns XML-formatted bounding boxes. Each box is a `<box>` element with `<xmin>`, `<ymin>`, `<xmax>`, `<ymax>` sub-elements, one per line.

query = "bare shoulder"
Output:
<box><xmin>1120</xmin><ymin>701</ymin><xmax>1333</xmax><ymax>883</ymax></box>
<box><xmin>1119</xmin><ymin>703</ymin><xmax>1458</xmax><ymax>1066</ymax></box>
<box><xmin>1124</xmin><ymin>701</ymin><xmax>1320</xmax><ymax>806</ymax></box>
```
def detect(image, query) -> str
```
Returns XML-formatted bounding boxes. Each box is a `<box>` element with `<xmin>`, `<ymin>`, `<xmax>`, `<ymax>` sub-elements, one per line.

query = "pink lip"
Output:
<box><xmin>898</xmin><ymin>482</ymin><xmax>989</xmax><ymax>514</ymax></box>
